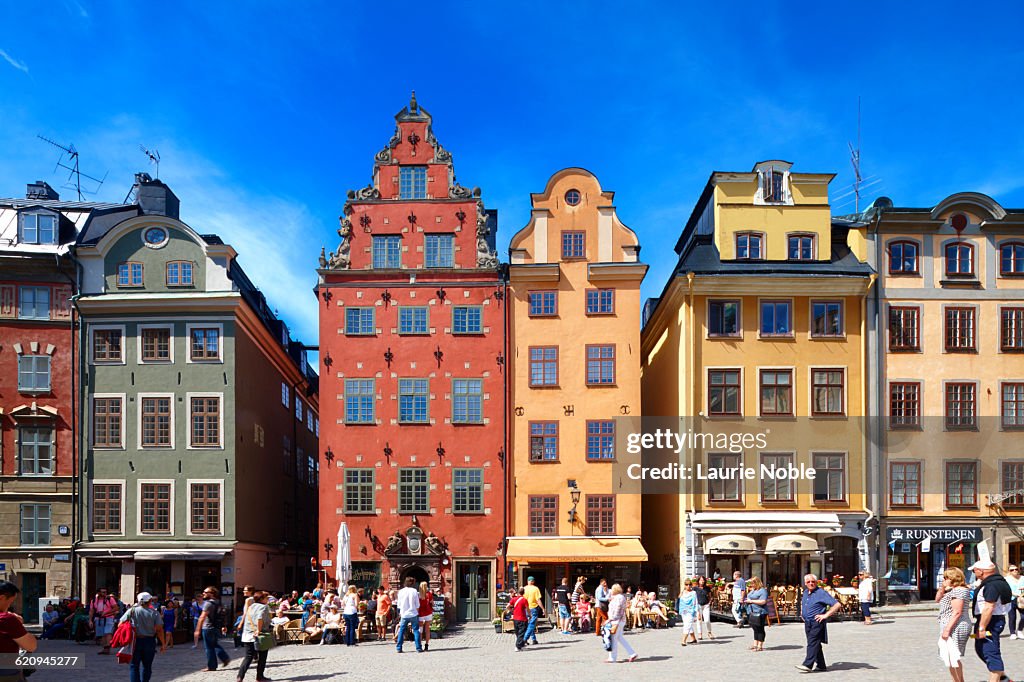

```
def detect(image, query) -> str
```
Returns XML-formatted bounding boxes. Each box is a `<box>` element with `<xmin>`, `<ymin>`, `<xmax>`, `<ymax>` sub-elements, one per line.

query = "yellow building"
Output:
<box><xmin>506</xmin><ymin>168</ymin><xmax>648</xmax><ymax>600</ymax></box>
<box><xmin>867</xmin><ymin>193</ymin><xmax>1024</xmax><ymax>603</ymax></box>
<box><xmin>642</xmin><ymin>161</ymin><xmax>874</xmax><ymax>592</ymax></box>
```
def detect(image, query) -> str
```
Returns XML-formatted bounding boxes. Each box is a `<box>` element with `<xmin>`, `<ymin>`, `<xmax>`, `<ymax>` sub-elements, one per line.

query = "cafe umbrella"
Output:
<box><xmin>337</xmin><ymin>522</ymin><xmax>352</xmax><ymax>585</ymax></box>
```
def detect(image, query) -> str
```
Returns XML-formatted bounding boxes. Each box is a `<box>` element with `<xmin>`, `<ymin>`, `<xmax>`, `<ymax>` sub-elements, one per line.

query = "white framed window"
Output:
<box><xmin>91</xmin><ymin>480</ymin><xmax>125</xmax><ymax>536</ymax></box>
<box><xmin>20</xmin><ymin>504</ymin><xmax>51</xmax><ymax>546</ymax></box>
<box><xmin>187</xmin><ymin>479</ymin><xmax>224</xmax><ymax>536</ymax></box>
<box><xmin>18</xmin><ymin>427</ymin><xmax>53</xmax><ymax>476</ymax></box>
<box><xmin>187</xmin><ymin>392</ymin><xmax>223</xmax><ymax>449</ymax></box>
<box><xmin>137</xmin><ymin>392</ymin><xmax>175</xmax><ymax>449</ymax></box>
<box><xmin>91</xmin><ymin>325</ymin><xmax>127</xmax><ymax>365</ymax></box>
<box><xmin>92</xmin><ymin>393</ymin><xmax>126</xmax><ymax>449</ymax></box>
<box><xmin>295</xmin><ymin>395</ymin><xmax>303</xmax><ymax>421</ymax></box>
<box><xmin>17</xmin><ymin>355</ymin><xmax>51</xmax><ymax>393</ymax></box>
<box><xmin>137</xmin><ymin>479</ymin><xmax>174</xmax><ymax>535</ymax></box>
<box><xmin>281</xmin><ymin>383</ymin><xmax>290</xmax><ymax>407</ymax></box>
<box><xmin>137</xmin><ymin>324</ymin><xmax>174</xmax><ymax>364</ymax></box>
<box><xmin>19</xmin><ymin>286</ymin><xmax>50</xmax><ymax>320</ymax></box>
<box><xmin>306</xmin><ymin>410</ymin><xmax>314</xmax><ymax>432</ymax></box>
<box><xmin>19</xmin><ymin>212</ymin><xmax>58</xmax><ymax>245</ymax></box>
<box><xmin>185</xmin><ymin>323</ymin><xmax>223</xmax><ymax>363</ymax></box>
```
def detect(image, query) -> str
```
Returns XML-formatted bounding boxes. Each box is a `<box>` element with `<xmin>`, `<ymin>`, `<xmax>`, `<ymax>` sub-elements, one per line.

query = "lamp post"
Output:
<box><xmin>568</xmin><ymin>482</ymin><xmax>581</xmax><ymax>536</ymax></box>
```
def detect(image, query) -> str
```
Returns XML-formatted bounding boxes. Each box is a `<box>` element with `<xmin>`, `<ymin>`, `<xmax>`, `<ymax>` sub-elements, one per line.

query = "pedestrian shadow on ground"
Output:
<box><xmin>763</xmin><ymin>645</ymin><xmax>802</xmax><ymax>651</ymax></box>
<box><xmin>286</xmin><ymin>675</ymin><xmax>343</xmax><ymax>680</ymax></box>
<box><xmin>633</xmin><ymin>655</ymin><xmax>673</xmax><ymax>662</ymax></box>
<box><xmin>824</xmin><ymin>661</ymin><xmax>879</xmax><ymax>671</ymax></box>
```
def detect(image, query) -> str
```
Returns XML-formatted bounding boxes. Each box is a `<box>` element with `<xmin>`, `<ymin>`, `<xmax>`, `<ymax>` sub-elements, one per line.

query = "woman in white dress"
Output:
<box><xmin>605</xmin><ymin>584</ymin><xmax>638</xmax><ymax>663</ymax></box>
<box><xmin>935</xmin><ymin>567</ymin><xmax>972</xmax><ymax>682</ymax></box>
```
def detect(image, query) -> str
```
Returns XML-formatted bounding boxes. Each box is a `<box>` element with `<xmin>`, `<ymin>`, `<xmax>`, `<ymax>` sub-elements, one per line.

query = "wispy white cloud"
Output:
<box><xmin>0</xmin><ymin>49</ymin><xmax>28</xmax><ymax>74</ymax></box>
<box><xmin>63</xmin><ymin>118</ymin><xmax>326</xmax><ymax>345</ymax></box>
<box><xmin>66</xmin><ymin>0</ymin><xmax>89</xmax><ymax>18</ymax></box>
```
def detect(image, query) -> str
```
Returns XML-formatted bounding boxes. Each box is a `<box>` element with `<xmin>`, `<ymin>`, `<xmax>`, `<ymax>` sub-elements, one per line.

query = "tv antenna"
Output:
<box><xmin>848</xmin><ymin>97</ymin><xmax>862</xmax><ymax>213</ymax></box>
<box><xmin>139</xmin><ymin>145</ymin><xmax>161</xmax><ymax>178</ymax></box>
<box><xmin>37</xmin><ymin>135</ymin><xmax>107</xmax><ymax>201</ymax></box>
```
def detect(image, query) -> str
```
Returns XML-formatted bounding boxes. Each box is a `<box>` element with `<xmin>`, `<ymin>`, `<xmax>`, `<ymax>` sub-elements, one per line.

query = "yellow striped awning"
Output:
<box><xmin>506</xmin><ymin>537</ymin><xmax>648</xmax><ymax>563</ymax></box>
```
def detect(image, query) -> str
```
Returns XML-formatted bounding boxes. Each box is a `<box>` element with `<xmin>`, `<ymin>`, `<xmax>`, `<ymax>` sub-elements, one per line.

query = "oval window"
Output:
<box><xmin>564</xmin><ymin>189</ymin><xmax>581</xmax><ymax>206</ymax></box>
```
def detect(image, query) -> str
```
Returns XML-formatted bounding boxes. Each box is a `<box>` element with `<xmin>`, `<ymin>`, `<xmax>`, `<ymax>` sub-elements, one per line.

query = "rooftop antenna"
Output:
<box><xmin>37</xmin><ymin>135</ymin><xmax>107</xmax><ymax>201</ymax></box>
<box><xmin>139</xmin><ymin>145</ymin><xmax>161</xmax><ymax>178</ymax></box>
<box><xmin>848</xmin><ymin>97</ymin><xmax>862</xmax><ymax>213</ymax></box>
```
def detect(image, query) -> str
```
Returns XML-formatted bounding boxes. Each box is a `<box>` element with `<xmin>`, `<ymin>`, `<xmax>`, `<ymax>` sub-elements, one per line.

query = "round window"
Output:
<box><xmin>143</xmin><ymin>227</ymin><xmax>168</xmax><ymax>247</ymax></box>
<box><xmin>564</xmin><ymin>189</ymin><xmax>581</xmax><ymax>206</ymax></box>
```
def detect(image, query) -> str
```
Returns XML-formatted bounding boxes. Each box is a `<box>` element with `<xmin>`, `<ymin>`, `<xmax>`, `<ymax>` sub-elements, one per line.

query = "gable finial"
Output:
<box><xmin>410</xmin><ymin>90</ymin><xmax>417</xmax><ymax>114</ymax></box>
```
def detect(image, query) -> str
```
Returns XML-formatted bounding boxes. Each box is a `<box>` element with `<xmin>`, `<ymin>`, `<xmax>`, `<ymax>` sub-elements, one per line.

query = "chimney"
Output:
<box><xmin>26</xmin><ymin>181</ymin><xmax>59</xmax><ymax>201</ymax></box>
<box><xmin>134</xmin><ymin>172</ymin><xmax>180</xmax><ymax>219</ymax></box>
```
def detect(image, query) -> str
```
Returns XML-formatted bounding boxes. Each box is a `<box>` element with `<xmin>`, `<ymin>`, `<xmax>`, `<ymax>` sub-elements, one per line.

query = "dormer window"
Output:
<box><xmin>736</xmin><ymin>232</ymin><xmax>763</xmax><ymax>260</ymax></box>
<box><xmin>765</xmin><ymin>169</ymin><xmax>785</xmax><ymax>202</ymax></box>
<box><xmin>19</xmin><ymin>212</ymin><xmax>57</xmax><ymax>245</ymax></box>
<box><xmin>117</xmin><ymin>262</ymin><xmax>144</xmax><ymax>287</ymax></box>
<box><xmin>788</xmin><ymin>234</ymin><xmax>815</xmax><ymax>261</ymax></box>
<box><xmin>945</xmin><ymin>242</ymin><xmax>974</xmax><ymax>277</ymax></box>
<box><xmin>399</xmin><ymin>166</ymin><xmax>427</xmax><ymax>199</ymax></box>
<box><xmin>1001</xmin><ymin>241</ymin><xmax>1024</xmax><ymax>276</ymax></box>
<box><xmin>166</xmin><ymin>261</ymin><xmax>193</xmax><ymax>286</ymax></box>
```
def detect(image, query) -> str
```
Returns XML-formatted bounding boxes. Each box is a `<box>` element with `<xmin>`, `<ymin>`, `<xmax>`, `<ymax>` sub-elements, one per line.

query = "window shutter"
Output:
<box><xmin>53</xmin><ymin>285</ymin><xmax>72</xmax><ymax>319</ymax></box>
<box><xmin>0</xmin><ymin>285</ymin><xmax>14</xmax><ymax>318</ymax></box>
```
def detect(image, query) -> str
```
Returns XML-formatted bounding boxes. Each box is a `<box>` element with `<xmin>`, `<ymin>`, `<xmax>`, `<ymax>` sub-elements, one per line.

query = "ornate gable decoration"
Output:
<box><xmin>322</xmin><ymin>93</ymin><xmax>498</xmax><ymax>272</ymax></box>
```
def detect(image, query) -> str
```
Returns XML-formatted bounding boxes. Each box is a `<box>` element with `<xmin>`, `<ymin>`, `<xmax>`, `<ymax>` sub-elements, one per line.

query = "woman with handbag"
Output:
<box><xmin>743</xmin><ymin>576</ymin><xmax>769</xmax><ymax>652</ymax></box>
<box><xmin>238</xmin><ymin>591</ymin><xmax>273</xmax><ymax>682</ymax></box>
<box><xmin>604</xmin><ymin>584</ymin><xmax>638</xmax><ymax>663</ymax></box>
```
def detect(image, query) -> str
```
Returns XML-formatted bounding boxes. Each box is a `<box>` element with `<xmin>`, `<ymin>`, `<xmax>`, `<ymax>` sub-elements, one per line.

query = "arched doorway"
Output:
<box><xmin>401</xmin><ymin>565</ymin><xmax>429</xmax><ymax>587</ymax></box>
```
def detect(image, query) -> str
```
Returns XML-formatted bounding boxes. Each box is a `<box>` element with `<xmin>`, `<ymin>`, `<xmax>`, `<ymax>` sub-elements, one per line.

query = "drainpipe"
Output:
<box><xmin>870</xmin><ymin>210</ymin><xmax>884</xmax><ymax>604</ymax></box>
<box><xmin>686</xmin><ymin>272</ymin><xmax>696</xmax><ymax>582</ymax></box>
<box><xmin>58</xmin><ymin>250</ymin><xmax>83</xmax><ymax>599</ymax></box>
<box><xmin>500</xmin><ymin>267</ymin><xmax>509</xmax><ymax>594</ymax></box>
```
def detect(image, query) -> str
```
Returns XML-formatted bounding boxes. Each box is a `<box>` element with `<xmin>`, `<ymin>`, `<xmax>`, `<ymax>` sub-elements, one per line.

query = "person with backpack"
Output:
<box><xmin>970</xmin><ymin>559</ymin><xmax>1013</xmax><ymax>682</ymax></box>
<box><xmin>119</xmin><ymin>592</ymin><xmax>166</xmax><ymax>682</ymax></box>
<box><xmin>90</xmin><ymin>587</ymin><xmax>120</xmax><ymax>654</ymax></box>
<box><xmin>194</xmin><ymin>586</ymin><xmax>230</xmax><ymax>671</ymax></box>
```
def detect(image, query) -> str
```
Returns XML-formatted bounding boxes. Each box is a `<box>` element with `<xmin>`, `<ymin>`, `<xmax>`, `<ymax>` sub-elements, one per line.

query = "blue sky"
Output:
<box><xmin>2</xmin><ymin>1</ymin><xmax>1023</xmax><ymax>347</ymax></box>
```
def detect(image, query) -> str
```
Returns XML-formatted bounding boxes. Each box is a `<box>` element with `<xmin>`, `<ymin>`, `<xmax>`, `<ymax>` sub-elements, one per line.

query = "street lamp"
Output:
<box><xmin>568</xmin><ymin>481</ymin><xmax>581</xmax><ymax>533</ymax></box>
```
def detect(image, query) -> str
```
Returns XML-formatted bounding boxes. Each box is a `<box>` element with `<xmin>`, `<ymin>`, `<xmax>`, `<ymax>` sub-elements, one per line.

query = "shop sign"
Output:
<box><xmin>886</xmin><ymin>527</ymin><xmax>981</xmax><ymax>544</ymax></box>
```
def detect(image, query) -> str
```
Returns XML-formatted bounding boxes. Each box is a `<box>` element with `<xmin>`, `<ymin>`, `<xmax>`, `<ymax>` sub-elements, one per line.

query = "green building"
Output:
<box><xmin>73</xmin><ymin>175</ymin><xmax>319</xmax><ymax>611</ymax></box>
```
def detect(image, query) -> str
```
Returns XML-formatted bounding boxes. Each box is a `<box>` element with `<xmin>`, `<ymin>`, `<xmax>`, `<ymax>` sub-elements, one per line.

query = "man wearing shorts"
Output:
<box><xmin>375</xmin><ymin>587</ymin><xmax>392</xmax><ymax>641</ymax></box>
<box><xmin>90</xmin><ymin>588</ymin><xmax>119</xmax><ymax>654</ymax></box>
<box><xmin>554</xmin><ymin>578</ymin><xmax>571</xmax><ymax>634</ymax></box>
<box><xmin>971</xmin><ymin>559</ymin><xmax>1013</xmax><ymax>682</ymax></box>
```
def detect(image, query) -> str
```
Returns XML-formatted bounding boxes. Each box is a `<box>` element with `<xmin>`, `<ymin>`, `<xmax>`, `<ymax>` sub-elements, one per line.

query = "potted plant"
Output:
<box><xmin>492</xmin><ymin>617</ymin><xmax>503</xmax><ymax>633</ymax></box>
<box><xmin>831</xmin><ymin>575</ymin><xmax>844</xmax><ymax>588</ymax></box>
<box><xmin>667</xmin><ymin>610</ymin><xmax>679</xmax><ymax>627</ymax></box>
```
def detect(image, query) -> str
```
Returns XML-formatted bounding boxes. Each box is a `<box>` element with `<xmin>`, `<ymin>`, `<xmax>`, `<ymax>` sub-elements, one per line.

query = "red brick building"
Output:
<box><xmin>317</xmin><ymin>95</ymin><xmax>505</xmax><ymax>622</ymax></box>
<box><xmin>0</xmin><ymin>182</ymin><xmax>91</xmax><ymax>622</ymax></box>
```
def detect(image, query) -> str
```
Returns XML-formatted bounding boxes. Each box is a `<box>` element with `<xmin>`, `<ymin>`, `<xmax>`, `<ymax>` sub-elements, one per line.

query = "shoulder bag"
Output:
<box><xmin>249</xmin><ymin>608</ymin><xmax>276</xmax><ymax>652</ymax></box>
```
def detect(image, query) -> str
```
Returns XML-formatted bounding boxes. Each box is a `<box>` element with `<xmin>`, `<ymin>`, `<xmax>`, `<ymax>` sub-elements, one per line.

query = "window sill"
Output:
<box><xmin>396</xmin><ymin>512</ymin><xmax>431</xmax><ymax>516</ymax></box>
<box><xmin>889</xmin><ymin>505</ymin><xmax>923</xmax><ymax>511</ymax></box>
<box><xmin>887</xmin><ymin>272</ymin><xmax>921</xmax><ymax>277</ymax></box>
<box><xmin>17</xmin><ymin>389</ymin><xmax>52</xmax><ymax>396</ymax></box>
<box><xmin>585</xmin><ymin>383</ymin><xmax>618</xmax><ymax>388</ymax></box>
<box><xmin>1001</xmin><ymin>348</ymin><xmax>1024</xmax><ymax>353</ymax></box>
<box><xmin>452</xmin><ymin>511</ymin><xmax>486</xmax><ymax>516</ymax></box>
<box><xmin>706</xmin><ymin>414</ymin><xmax>743</xmax><ymax>420</ymax></box>
<box><xmin>708</xmin><ymin>334</ymin><xmax>742</xmax><ymax>340</ymax></box>
<box><xmin>810</xmin><ymin>414</ymin><xmax>848</xmax><ymax>420</ymax></box>
<box><xmin>397</xmin><ymin>332</ymin><xmax>431</xmax><ymax>336</ymax></box>
<box><xmin>138</xmin><ymin>360</ymin><xmax>173</xmax><ymax>364</ymax></box>
<box><xmin>758</xmin><ymin>334</ymin><xmax>796</xmax><ymax>341</ymax></box>
<box><xmin>940</xmin><ymin>279</ymin><xmax>981</xmax><ymax>287</ymax></box>
<box><xmin>585</xmin><ymin>458</ymin><xmax>617</xmax><ymax>464</ymax></box>
<box><xmin>93</xmin><ymin>446</ymin><xmax>126</xmax><ymax>451</ymax></box>
<box><xmin>758</xmin><ymin>414</ymin><xmax>796</xmax><ymax>421</ymax></box>
<box><xmin>760</xmin><ymin>500</ymin><xmax>798</xmax><ymax>507</ymax></box>
<box><xmin>943</xmin><ymin>349</ymin><xmax>978</xmax><ymax>354</ymax></box>
<box><xmin>706</xmin><ymin>500</ymin><xmax>745</xmax><ymax>507</ymax></box>
<box><xmin>888</xmin><ymin>348</ymin><xmax>922</xmax><ymax>353</ymax></box>
<box><xmin>342</xmin><ymin>511</ymin><xmax>378</xmax><ymax>516</ymax></box>
<box><xmin>189</xmin><ymin>357</ymin><xmax>223</xmax><ymax>363</ymax></box>
<box><xmin>344</xmin><ymin>421</ymin><xmax>377</xmax><ymax>426</ymax></box>
<box><xmin>187</xmin><ymin>445</ymin><xmax>224</xmax><ymax>450</ymax></box>
<box><xmin>888</xmin><ymin>424</ymin><xmax>923</xmax><ymax>432</ymax></box>
<box><xmin>945</xmin><ymin>506</ymin><xmax>979</xmax><ymax>512</ymax></box>
<box><xmin>585</xmin><ymin>312</ymin><xmax>616</xmax><ymax>317</ymax></box>
<box><xmin>344</xmin><ymin>333</ymin><xmax>377</xmax><ymax>338</ymax></box>
<box><xmin>809</xmin><ymin>335</ymin><xmax>846</xmax><ymax>341</ymax></box>
<box><xmin>397</xmin><ymin>421</ymin><xmax>431</xmax><ymax>426</ymax></box>
<box><xmin>812</xmin><ymin>501</ymin><xmax>850</xmax><ymax>507</ymax></box>
<box><xmin>529</xmin><ymin>384</ymin><xmax>560</xmax><ymax>389</ymax></box>
<box><xmin>528</xmin><ymin>315</ymin><xmax>559</xmax><ymax>319</ymax></box>
<box><xmin>452</xmin><ymin>421</ymin><xmax>486</xmax><ymax>426</ymax></box>
<box><xmin>529</xmin><ymin>459</ymin><xmax>561</xmax><ymax>464</ymax></box>
<box><xmin>944</xmin><ymin>426</ymin><xmax>979</xmax><ymax>432</ymax></box>
<box><xmin>451</xmin><ymin>331</ymin><xmax>485</xmax><ymax>336</ymax></box>
<box><xmin>92</xmin><ymin>359</ymin><xmax>126</xmax><ymax>365</ymax></box>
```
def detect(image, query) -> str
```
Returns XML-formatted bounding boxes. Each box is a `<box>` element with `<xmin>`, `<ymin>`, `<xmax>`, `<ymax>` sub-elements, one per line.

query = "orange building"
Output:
<box><xmin>505</xmin><ymin>169</ymin><xmax>648</xmax><ymax>603</ymax></box>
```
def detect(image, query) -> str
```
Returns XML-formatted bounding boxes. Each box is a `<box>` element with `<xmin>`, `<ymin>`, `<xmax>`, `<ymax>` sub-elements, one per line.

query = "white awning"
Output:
<box><xmin>691</xmin><ymin>512</ymin><xmax>843</xmax><ymax>534</ymax></box>
<box><xmin>765</xmin><ymin>534</ymin><xmax>820</xmax><ymax>554</ymax></box>
<box><xmin>703</xmin><ymin>534</ymin><xmax>757</xmax><ymax>554</ymax></box>
<box><xmin>135</xmin><ymin>550</ymin><xmax>230</xmax><ymax>561</ymax></box>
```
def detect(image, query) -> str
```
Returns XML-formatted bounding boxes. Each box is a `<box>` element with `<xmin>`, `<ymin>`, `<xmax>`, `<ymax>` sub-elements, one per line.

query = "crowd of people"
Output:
<box><xmin>6</xmin><ymin>560</ymin><xmax>1024</xmax><ymax>680</ymax></box>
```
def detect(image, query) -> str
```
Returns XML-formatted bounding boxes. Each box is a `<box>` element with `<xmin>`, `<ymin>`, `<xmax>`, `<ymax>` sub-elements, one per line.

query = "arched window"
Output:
<box><xmin>888</xmin><ymin>240</ymin><xmax>919</xmax><ymax>275</ymax></box>
<box><xmin>944</xmin><ymin>241</ymin><xmax>974</xmax><ymax>277</ymax></box>
<box><xmin>1001</xmin><ymin>241</ymin><xmax>1024</xmax><ymax>276</ymax></box>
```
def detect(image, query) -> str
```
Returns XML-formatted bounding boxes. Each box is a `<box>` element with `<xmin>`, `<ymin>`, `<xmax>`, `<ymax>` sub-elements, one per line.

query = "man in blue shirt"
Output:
<box><xmin>795</xmin><ymin>574</ymin><xmax>842</xmax><ymax>673</ymax></box>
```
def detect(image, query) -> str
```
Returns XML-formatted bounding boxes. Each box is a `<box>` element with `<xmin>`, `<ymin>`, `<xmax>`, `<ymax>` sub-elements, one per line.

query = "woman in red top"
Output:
<box><xmin>417</xmin><ymin>582</ymin><xmax>434</xmax><ymax>651</ymax></box>
<box><xmin>511</xmin><ymin>587</ymin><xmax>529</xmax><ymax>651</ymax></box>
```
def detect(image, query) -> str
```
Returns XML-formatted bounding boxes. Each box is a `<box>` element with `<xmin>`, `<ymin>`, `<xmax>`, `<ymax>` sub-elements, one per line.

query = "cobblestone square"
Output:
<box><xmin>29</xmin><ymin>614</ymin><xmax>1024</xmax><ymax>681</ymax></box>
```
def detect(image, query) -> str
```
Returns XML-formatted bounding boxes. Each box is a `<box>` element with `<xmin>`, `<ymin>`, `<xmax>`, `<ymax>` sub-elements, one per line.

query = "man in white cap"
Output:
<box><xmin>119</xmin><ymin>592</ymin><xmax>166</xmax><ymax>682</ymax></box>
<box><xmin>970</xmin><ymin>558</ymin><xmax>1013</xmax><ymax>682</ymax></box>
